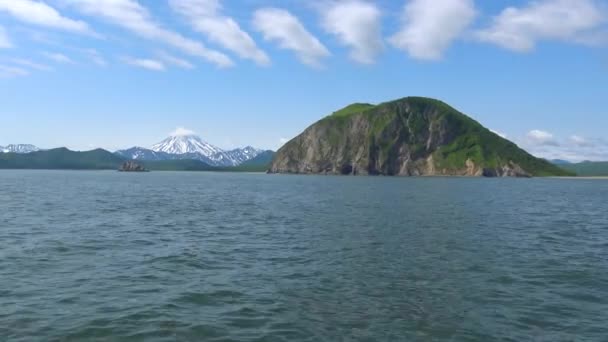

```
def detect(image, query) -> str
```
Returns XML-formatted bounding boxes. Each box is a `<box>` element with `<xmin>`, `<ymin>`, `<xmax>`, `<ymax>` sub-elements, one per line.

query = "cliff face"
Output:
<box><xmin>269</xmin><ymin>97</ymin><xmax>570</xmax><ymax>177</ymax></box>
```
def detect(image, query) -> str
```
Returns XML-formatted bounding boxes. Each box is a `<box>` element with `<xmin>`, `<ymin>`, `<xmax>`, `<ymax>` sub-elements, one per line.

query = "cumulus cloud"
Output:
<box><xmin>157</xmin><ymin>51</ymin><xmax>194</xmax><ymax>69</ymax></box>
<box><xmin>121</xmin><ymin>56</ymin><xmax>165</xmax><ymax>71</ymax></box>
<box><xmin>0</xmin><ymin>0</ymin><xmax>96</xmax><ymax>36</ymax></box>
<box><xmin>171</xmin><ymin>127</ymin><xmax>196</xmax><ymax>136</ymax></box>
<box><xmin>64</xmin><ymin>0</ymin><xmax>233</xmax><ymax>67</ymax></box>
<box><xmin>320</xmin><ymin>0</ymin><xmax>384</xmax><ymax>64</ymax></box>
<box><xmin>0</xmin><ymin>64</ymin><xmax>29</xmax><ymax>77</ymax></box>
<box><xmin>0</xmin><ymin>25</ymin><xmax>11</xmax><ymax>48</ymax></box>
<box><xmin>477</xmin><ymin>0</ymin><xmax>607</xmax><ymax>51</ymax></box>
<box><xmin>42</xmin><ymin>51</ymin><xmax>74</xmax><ymax>64</ymax></box>
<box><xmin>253</xmin><ymin>8</ymin><xmax>330</xmax><ymax>67</ymax></box>
<box><xmin>169</xmin><ymin>0</ymin><xmax>270</xmax><ymax>65</ymax></box>
<box><xmin>389</xmin><ymin>0</ymin><xmax>476</xmax><ymax>60</ymax></box>
<box><xmin>569</xmin><ymin>135</ymin><xmax>594</xmax><ymax>147</ymax></box>
<box><xmin>526</xmin><ymin>129</ymin><xmax>558</xmax><ymax>146</ymax></box>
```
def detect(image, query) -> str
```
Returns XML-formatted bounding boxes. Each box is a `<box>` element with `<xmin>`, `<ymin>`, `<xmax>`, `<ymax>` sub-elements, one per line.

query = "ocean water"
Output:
<box><xmin>1</xmin><ymin>170</ymin><xmax>607</xmax><ymax>341</ymax></box>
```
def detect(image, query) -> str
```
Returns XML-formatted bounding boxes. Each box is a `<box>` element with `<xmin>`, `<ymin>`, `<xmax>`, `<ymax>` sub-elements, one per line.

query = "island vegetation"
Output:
<box><xmin>270</xmin><ymin>97</ymin><xmax>573</xmax><ymax>177</ymax></box>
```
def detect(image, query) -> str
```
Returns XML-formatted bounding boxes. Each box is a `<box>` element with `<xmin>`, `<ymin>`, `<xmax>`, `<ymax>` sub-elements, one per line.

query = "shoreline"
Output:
<box><xmin>548</xmin><ymin>176</ymin><xmax>608</xmax><ymax>179</ymax></box>
<box><xmin>1</xmin><ymin>169</ymin><xmax>607</xmax><ymax>178</ymax></box>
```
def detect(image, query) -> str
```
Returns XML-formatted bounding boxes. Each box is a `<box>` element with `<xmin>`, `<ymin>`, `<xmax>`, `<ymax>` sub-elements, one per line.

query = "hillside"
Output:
<box><xmin>269</xmin><ymin>97</ymin><xmax>572</xmax><ymax>177</ymax></box>
<box><xmin>0</xmin><ymin>147</ymin><xmax>271</xmax><ymax>172</ymax></box>
<box><xmin>0</xmin><ymin>148</ymin><xmax>124</xmax><ymax>170</ymax></box>
<box><xmin>557</xmin><ymin>161</ymin><xmax>608</xmax><ymax>177</ymax></box>
<box><xmin>241</xmin><ymin>150</ymin><xmax>275</xmax><ymax>167</ymax></box>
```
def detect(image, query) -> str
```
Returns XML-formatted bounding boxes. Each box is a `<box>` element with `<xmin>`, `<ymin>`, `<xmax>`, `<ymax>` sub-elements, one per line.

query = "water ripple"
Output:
<box><xmin>0</xmin><ymin>171</ymin><xmax>607</xmax><ymax>341</ymax></box>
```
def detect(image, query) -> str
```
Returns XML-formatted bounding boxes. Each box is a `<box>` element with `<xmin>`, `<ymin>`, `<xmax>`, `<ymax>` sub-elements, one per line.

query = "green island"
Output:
<box><xmin>269</xmin><ymin>97</ymin><xmax>573</xmax><ymax>177</ymax></box>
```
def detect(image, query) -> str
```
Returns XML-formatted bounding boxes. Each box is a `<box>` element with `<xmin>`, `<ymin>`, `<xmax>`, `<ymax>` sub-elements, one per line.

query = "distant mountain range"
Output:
<box><xmin>115</xmin><ymin>134</ymin><xmax>268</xmax><ymax>167</ymax></box>
<box><xmin>0</xmin><ymin>147</ymin><xmax>274</xmax><ymax>172</ymax></box>
<box><xmin>0</xmin><ymin>148</ymin><xmax>125</xmax><ymax>170</ymax></box>
<box><xmin>549</xmin><ymin>159</ymin><xmax>572</xmax><ymax>165</ymax></box>
<box><xmin>0</xmin><ymin>144</ymin><xmax>40</xmax><ymax>153</ymax></box>
<box><xmin>551</xmin><ymin>161</ymin><xmax>608</xmax><ymax>176</ymax></box>
<box><xmin>0</xmin><ymin>133</ymin><xmax>276</xmax><ymax>171</ymax></box>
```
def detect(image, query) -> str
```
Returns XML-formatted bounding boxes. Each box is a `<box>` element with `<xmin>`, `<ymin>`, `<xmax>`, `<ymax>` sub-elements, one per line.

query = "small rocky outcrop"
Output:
<box><xmin>119</xmin><ymin>161</ymin><xmax>148</xmax><ymax>172</ymax></box>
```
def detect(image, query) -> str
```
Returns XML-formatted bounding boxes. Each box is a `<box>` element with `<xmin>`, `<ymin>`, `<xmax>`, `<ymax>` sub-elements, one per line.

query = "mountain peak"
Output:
<box><xmin>113</xmin><ymin>133</ymin><xmax>268</xmax><ymax>167</ymax></box>
<box><xmin>171</xmin><ymin>133</ymin><xmax>197</xmax><ymax>138</ymax></box>
<box><xmin>151</xmin><ymin>134</ymin><xmax>224</xmax><ymax>156</ymax></box>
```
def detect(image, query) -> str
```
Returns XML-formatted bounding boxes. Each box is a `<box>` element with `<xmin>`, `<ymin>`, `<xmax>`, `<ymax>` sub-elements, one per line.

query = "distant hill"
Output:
<box><xmin>241</xmin><ymin>150</ymin><xmax>275</xmax><ymax>167</ymax></box>
<box><xmin>0</xmin><ymin>148</ymin><xmax>124</xmax><ymax>170</ymax></box>
<box><xmin>0</xmin><ymin>147</ymin><xmax>270</xmax><ymax>172</ymax></box>
<box><xmin>214</xmin><ymin>150</ymin><xmax>276</xmax><ymax>172</ymax></box>
<box><xmin>270</xmin><ymin>97</ymin><xmax>573</xmax><ymax>177</ymax></box>
<box><xmin>549</xmin><ymin>159</ymin><xmax>572</xmax><ymax>165</ymax></box>
<box><xmin>114</xmin><ymin>147</ymin><xmax>175</xmax><ymax>161</ymax></box>
<box><xmin>556</xmin><ymin>161</ymin><xmax>608</xmax><ymax>177</ymax></box>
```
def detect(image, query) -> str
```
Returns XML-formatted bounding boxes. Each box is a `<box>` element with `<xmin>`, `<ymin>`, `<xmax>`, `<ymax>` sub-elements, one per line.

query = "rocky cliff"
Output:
<box><xmin>269</xmin><ymin>97</ymin><xmax>571</xmax><ymax>177</ymax></box>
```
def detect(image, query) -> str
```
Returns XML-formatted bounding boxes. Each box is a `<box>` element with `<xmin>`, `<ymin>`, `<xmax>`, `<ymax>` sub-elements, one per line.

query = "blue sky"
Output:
<box><xmin>0</xmin><ymin>0</ymin><xmax>607</xmax><ymax>161</ymax></box>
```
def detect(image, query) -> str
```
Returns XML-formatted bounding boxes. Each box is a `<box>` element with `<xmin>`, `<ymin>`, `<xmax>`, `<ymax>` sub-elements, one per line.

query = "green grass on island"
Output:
<box><xmin>301</xmin><ymin>97</ymin><xmax>574</xmax><ymax>177</ymax></box>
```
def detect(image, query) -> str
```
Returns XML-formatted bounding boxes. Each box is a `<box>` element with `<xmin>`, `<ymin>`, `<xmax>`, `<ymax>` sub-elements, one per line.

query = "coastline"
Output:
<box><xmin>549</xmin><ymin>176</ymin><xmax>608</xmax><ymax>179</ymax></box>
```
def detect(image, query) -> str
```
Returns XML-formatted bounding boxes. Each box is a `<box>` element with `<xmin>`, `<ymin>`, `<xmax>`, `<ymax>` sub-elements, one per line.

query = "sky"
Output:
<box><xmin>0</xmin><ymin>0</ymin><xmax>607</xmax><ymax>161</ymax></box>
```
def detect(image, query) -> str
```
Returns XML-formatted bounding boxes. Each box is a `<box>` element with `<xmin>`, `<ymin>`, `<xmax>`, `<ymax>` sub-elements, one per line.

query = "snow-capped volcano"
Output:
<box><xmin>0</xmin><ymin>144</ymin><xmax>40</xmax><ymax>153</ymax></box>
<box><xmin>151</xmin><ymin>134</ymin><xmax>224</xmax><ymax>156</ymax></box>
<box><xmin>142</xmin><ymin>134</ymin><xmax>264</xmax><ymax>166</ymax></box>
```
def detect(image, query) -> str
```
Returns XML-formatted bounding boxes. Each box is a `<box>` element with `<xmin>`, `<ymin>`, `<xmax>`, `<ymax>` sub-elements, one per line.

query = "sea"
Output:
<box><xmin>1</xmin><ymin>170</ymin><xmax>607</xmax><ymax>341</ymax></box>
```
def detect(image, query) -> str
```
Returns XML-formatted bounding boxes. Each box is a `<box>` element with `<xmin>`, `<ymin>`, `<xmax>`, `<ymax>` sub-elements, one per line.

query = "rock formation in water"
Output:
<box><xmin>269</xmin><ymin>97</ymin><xmax>571</xmax><ymax>177</ymax></box>
<box><xmin>119</xmin><ymin>161</ymin><xmax>148</xmax><ymax>172</ymax></box>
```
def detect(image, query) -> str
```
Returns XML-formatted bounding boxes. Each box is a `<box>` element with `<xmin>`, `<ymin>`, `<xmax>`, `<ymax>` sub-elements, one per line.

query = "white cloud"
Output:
<box><xmin>171</xmin><ymin>127</ymin><xmax>196</xmax><ymax>136</ymax></box>
<box><xmin>84</xmin><ymin>49</ymin><xmax>107</xmax><ymax>66</ymax></box>
<box><xmin>0</xmin><ymin>0</ymin><xmax>96</xmax><ymax>36</ymax></box>
<box><xmin>521</xmin><ymin>134</ymin><xmax>608</xmax><ymax>162</ymax></box>
<box><xmin>0</xmin><ymin>64</ymin><xmax>29</xmax><ymax>77</ymax></box>
<box><xmin>157</xmin><ymin>51</ymin><xmax>194</xmax><ymax>69</ymax></box>
<box><xmin>477</xmin><ymin>0</ymin><xmax>607</xmax><ymax>52</ymax></box>
<box><xmin>42</xmin><ymin>51</ymin><xmax>74</xmax><ymax>64</ymax></box>
<box><xmin>526</xmin><ymin>129</ymin><xmax>558</xmax><ymax>146</ymax></box>
<box><xmin>320</xmin><ymin>0</ymin><xmax>383</xmax><ymax>64</ymax></box>
<box><xmin>168</xmin><ymin>0</ymin><xmax>218</xmax><ymax>17</ymax></box>
<box><xmin>569</xmin><ymin>135</ymin><xmax>594</xmax><ymax>147</ymax></box>
<box><xmin>121</xmin><ymin>56</ymin><xmax>165</xmax><ymax>71</ymax></box>
<box><xmin>0</xmin><ymin>25</ymin><xmax>11</xmax><ymax>48</ymax></box>
<box><xmin>169</xmin><ymin>0</ymin><xmax>270</xmax><ymax>66</ymax></box>
<box><xmin>279</xmin><ymin>137</ymin><xmax>289</xmax><ymax>144</ymax></box>
<box><xmin>389</xmin><ymin>0</ymin><xmax>476</xmax><ymax>60</ymax></box>
<box><xmin>10</xmin><ymin>58</ymin><xmax>53</xmax><ymax>71</ymax></box>
<box><xmin>253</xmin><ymin>8</ymin><xmax>330</xmax><ymax>67</ymax></box>
<box><xmin>64</xmin><ymin>0</ymin><xmax>233</xmax><ymax>67</ymax></box>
